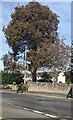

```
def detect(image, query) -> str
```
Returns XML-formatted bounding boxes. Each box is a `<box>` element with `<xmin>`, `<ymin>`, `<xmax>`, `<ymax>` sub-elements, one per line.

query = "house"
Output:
<box><xmin>57</xmin><ymin>72</ymin><xmax>66</xmax><ymax>83</ymax></box>
<box><xmin>23</xmin><ymin>70</ymin><xmax>61</xmax><ymax>83</ymax></box>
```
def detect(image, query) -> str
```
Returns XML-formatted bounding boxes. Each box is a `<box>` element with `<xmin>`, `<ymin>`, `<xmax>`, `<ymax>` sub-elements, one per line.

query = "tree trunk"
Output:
<box><xmin>32</xmin><ymin>69</ymin><xmax>37</xmax><ymax>82</ymax></box>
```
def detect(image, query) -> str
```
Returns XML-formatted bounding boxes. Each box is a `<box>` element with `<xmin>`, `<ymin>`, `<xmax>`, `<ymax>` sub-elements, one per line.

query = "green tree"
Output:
<box><xmin>3</xmin><ymin>2</ymin><xmax>69</xmax><ymax>82</ymax></box>
<box><xmin>1</xmin><ymin>71</ymin><xmax>24</xmax><ymax>85</ymax></box>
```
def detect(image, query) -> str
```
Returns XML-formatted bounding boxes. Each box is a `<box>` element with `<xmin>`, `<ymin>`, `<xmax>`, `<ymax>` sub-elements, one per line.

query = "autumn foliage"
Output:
<box><xmin>3</xmin><ymin>2</ymin><xmax>69</xmax><ymax>82</ymax></box>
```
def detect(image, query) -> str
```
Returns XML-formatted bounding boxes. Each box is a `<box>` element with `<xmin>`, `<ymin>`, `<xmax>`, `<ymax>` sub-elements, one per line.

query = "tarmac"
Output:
<box><xmin>1</xmin><ymin>89</ymin><xmax>68</xmax><ymax>99</ymax></box>
<box><xmin>1</xmin><ymin>89</ymin><xmax>72</xmax><ymax>120</ymax></box>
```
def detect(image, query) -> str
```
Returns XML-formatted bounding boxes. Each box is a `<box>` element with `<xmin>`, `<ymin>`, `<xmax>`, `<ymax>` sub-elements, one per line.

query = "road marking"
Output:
<box><xmin>23</xmin><ymin>108</ymin><xmax>27</xmax><ymax>110</ymax></box>
<box><xmin>11</xmin><ymin>104</ymin><xmax>56</xmax><ymax>118</ymax></box>
<box><xmin>16</xmin><ymin>106</ymin><xmax>19</xmax><ymax>108</ymax></box>
<box><xmin>45</xmin><ymin>113</ymin><xmax>58</xmax><ymax>118</ymax></box>
<box><xmin>33</xmin><ymin>110</ymin><xmax>44</xmax><ymax>114</ymax></box>
<box><xmin>19</xmin><ymin>106</ymin><xmax>22</xmax><ymax>109</ymax></box>
<box><xmin>23</xmin><ymin>108</ymin><xmax>31</xmax><ymax>111</ymax></box>
<box><xmin>23</xmin><ymin>107</ymin><xmax>31</xmax><ymax>111</ymax></box>
<box><xmin>7</xmin><ymin>103</ymin><xmax>72</xmax><ymax>119</ymax></box>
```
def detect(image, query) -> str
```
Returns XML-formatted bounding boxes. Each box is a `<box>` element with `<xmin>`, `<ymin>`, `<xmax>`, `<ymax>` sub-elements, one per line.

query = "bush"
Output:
<box><xmin>1</xmin><ymin>71</ymin><xmax>24</xmax><ymax>85</ymax></box>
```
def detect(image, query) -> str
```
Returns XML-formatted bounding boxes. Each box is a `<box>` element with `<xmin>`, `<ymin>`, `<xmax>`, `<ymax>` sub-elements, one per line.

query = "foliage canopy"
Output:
<box><xmin>3</xmin><ymin>2</ymin><xmax>70</xmax><ymax>82</ymax></box>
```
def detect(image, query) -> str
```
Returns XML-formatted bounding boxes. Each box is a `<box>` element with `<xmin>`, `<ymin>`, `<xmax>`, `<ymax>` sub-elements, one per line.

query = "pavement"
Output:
<box><xmin>1</xmin><ymin>89</ymin><xmax>68</xmax><ymax>99</ymax></box>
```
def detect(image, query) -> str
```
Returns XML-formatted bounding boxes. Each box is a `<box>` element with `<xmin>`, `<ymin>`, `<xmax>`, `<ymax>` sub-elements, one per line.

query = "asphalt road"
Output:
<box><xmin>2</xmin><ymin>102</ymin><xmax>49</xmax><ymax>119</ymax></box>
<box><xmin>1</xmin><ymin>91</ymin><xmax>73</xmax><ymax>120</ymax></box>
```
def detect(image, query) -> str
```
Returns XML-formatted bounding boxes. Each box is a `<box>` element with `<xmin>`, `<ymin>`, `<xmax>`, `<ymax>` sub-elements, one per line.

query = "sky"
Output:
<box><xmin>0</xmin><ymin>0</ymin><xmax>71</xmax><ymax>71</ymax></box>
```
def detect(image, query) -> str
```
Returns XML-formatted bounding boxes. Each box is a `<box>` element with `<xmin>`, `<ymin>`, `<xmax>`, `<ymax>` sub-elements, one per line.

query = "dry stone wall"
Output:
<box><xmin>28</xmin><ymin>82</ymin><xmax>71</xmax><ymax>94</ymax></box>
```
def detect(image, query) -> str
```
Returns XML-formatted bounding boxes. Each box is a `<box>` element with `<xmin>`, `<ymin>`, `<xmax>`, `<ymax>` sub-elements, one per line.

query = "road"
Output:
<box><xmin>2</xmin><ymin>102</ymin><xmax>49</xmax><ymax>119</ymax></box>
<box><xmin>1</xmin><ymin>91</ymin><xmax>73</xmax><ymax>120</ymax></box>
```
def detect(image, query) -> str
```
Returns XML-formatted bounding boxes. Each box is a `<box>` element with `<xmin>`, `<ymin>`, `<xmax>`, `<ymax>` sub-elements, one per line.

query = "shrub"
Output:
<box><xmin>1</xmin><ymin>71</ymin><xmax>24</xmax><ymax>85</ymax></box>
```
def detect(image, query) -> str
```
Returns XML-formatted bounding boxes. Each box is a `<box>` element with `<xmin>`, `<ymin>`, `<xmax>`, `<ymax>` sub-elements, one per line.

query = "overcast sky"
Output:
<box><xmin>0</xmin><ymin>0</ymin><xmax>71</xmax><ymax>70</ymax></box>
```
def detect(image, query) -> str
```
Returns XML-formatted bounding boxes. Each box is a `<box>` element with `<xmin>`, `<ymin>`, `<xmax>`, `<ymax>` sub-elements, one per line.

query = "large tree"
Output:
<box><xmin>3</xmin><ymin>2</ymin><xmax>69</xmax><ymax>82</ymax></box>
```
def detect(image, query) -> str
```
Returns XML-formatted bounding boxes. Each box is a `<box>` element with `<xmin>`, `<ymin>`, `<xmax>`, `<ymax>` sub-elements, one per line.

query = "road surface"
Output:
<box><xmin>1</xmin><ymin>91</ymin><xmax>73</xmax><ymax>120</ymax></box>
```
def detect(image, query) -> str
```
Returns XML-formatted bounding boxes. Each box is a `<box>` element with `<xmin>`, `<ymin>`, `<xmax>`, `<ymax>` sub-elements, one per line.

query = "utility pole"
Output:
<box><xmin>23</xmin><ymin>44</ymin><xmax>31</xmax><ymax>84</ymax></box>
<box><xmin>24</xmin><ymin>45</ymin><xmax>27</xmax><ymax>84</ymax></box>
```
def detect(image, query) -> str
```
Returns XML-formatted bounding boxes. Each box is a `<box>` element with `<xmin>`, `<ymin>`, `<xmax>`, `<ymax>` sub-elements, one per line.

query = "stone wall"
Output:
<box><xmin>1</xmin><ymin>82</ymin><xmax>71</xmax><ymax>95</ymax></box>
<box><xmin>28</xmin><ymin>82</ymin><xmax>71</xmax><ymax>94</ymax></box>
<box><xmin>2</xmin><ymin>84</ymin><xmax>17</xmax><ymax>90</ymax></box>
